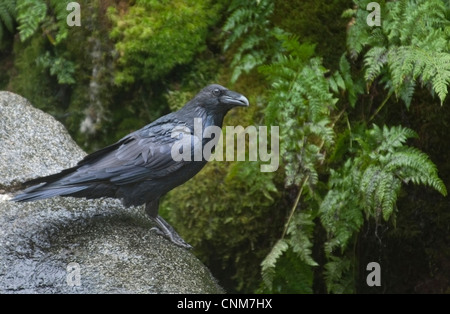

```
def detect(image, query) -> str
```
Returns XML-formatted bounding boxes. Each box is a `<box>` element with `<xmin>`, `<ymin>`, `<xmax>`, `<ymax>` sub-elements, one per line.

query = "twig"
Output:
<box><xmin>369</xmin><ymin>91</ymin><xmax>393</xmax><ymax>122</ymax></box>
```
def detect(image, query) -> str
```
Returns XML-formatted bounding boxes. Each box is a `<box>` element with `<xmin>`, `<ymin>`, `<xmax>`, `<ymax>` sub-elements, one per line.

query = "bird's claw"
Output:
<box><xmin>150</xmin><ymin>226</ymin><xmax>162</xmax><ymax>234</ymax></box>
<box><xmin>150</xmin><ymin>217</ymin><xmax>193</xmax><ymax>250</ymax></box>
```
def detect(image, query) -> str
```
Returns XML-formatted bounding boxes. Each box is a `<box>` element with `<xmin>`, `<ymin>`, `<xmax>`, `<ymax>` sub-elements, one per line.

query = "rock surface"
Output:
<box><xmin>0</xmin><ymin>91</ymin><xmax>223</xmax><ymax>294</ymax></box>
<box><xmin>0</xmin><ymin>92</ymin><xmax>85</xmax><ymax>190</ymax></box>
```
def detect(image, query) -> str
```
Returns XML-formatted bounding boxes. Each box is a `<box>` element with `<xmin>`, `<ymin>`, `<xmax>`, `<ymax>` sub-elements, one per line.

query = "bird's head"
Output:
<box><xmin>190</xmin><ymin>84</ymin><xmax>249</xmax><ymax>114</ymax></box>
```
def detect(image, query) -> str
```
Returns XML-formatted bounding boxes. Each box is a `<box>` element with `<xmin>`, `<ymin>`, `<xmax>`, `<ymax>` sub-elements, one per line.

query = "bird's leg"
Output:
<box><xmin>145</xmin><ymin>199</ymin><xmax>192</xmax><ymax>249</ymax></box>
<box><xmin>151</xmin><ymin>215</ymin><xmax>193</xmax><ymax>249</ymax></box>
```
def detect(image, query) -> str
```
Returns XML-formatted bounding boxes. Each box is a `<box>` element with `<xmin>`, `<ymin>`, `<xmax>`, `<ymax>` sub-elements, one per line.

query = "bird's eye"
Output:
<box><xmin>212</xmin><ymin>88</ymin><xmax>221</xmax><ymax>97</ymax></box>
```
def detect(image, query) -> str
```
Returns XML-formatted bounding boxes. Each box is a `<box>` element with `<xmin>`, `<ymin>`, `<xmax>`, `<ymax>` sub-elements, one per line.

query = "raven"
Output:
<box><xmin>12</xmin><ymin>84</ymin><xmax>249</xmax><ymax>248</ymax></box>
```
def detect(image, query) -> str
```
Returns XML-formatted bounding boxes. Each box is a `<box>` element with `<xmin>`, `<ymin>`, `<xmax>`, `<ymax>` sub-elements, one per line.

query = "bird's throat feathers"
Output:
<box><xmin>177</xmin><ymin>104</ymin><xmax>225</xmax><ymax>130</ymax></box>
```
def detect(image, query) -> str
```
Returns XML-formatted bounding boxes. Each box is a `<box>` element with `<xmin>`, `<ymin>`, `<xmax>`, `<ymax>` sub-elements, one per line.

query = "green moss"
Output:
<box><xmin>272</xmin><ymin>0</ymin><xmax>352</xmax><ymax>69</ymax></box>
<box><xmin>9</xmin><ymin>35</ymin><xmax>61</xmax><ymax>114</ymax></box>
<box><xmin>108</xmin><ymin>0</ymin><xmax>221</xmax><ymax>85</ymax></box>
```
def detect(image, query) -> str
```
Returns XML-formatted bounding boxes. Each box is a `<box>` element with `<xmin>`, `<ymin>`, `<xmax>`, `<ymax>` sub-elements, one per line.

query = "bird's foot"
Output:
<box><xmin>150</xmin><ymin>216</ymin><xmax>193</xmax><ymax>250</ymax></box>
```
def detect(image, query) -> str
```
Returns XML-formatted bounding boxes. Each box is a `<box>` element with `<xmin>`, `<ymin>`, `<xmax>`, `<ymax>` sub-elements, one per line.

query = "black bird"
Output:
<box><xmin>12</xmin><ymin>84</ymin><xmax>249</xmax><ymax>248</ymax></box>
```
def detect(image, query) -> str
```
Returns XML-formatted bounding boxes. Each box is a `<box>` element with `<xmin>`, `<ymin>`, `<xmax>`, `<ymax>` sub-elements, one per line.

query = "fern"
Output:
<box><xmin>320</xmin><ymin>124</ymin><xmax>446</xmax><ymax>292</ymax></box>
<box><xmin>347</xmin><ymin>0</ymin><xmax>450</xmax><ymax>105</ymax></box>
<box><xmin>386</xmin><ymin>147</ymin><xmax>447</xmax><ymax>195</ymax></box>
<box><xmin>263</xmin><ymin>55</ymin><xmax>337</xmax><ymax>187</ymax></box>
<box><xmin>37</xmin><ymin>51</ymin><xmax>76</xmax><ymax>84</ymax></box>
<box><xmin>260</xmin><ymin>239</ymin><xmax>288</xmax><ymax>289</ymax></box>
<box><xmin>364</xmin><ymin>46</ymin><xmax>387</xmax><ymax>83</ymax></box>
<box><xmin>286</xmin><ymin>212</ymin><xmax>318</xmax><ymax>267</ymax></box>
<box><xmin>15</xmin><ymin>1</ymin><xmax>76</xmax><ymax>84</ymax></box>
<box><xmin>324</xmin><ymin>256</ymin><xmax>354</xmax><ymax>294</ymax></box>
<box><xmin>222</xmin><ymin>0</ymin><xmax>286</xmax><ymax>82</ymax></box>
<box><xmin>16</xmin><ymin>0</ymin><xmax>75</xmax><ymax>44</ymax></box>
<box><xmin>16</xmin><ymin>0</ymin><xmax>71</xmax><ymax>44</ymax></box>
<box><xmin>0</xmin><ymin>0</ymin><xmax>16</xmax><ymax>42</ymax></box>
<box><xmin>223</xmin><ymin>0</ymin><xmax>448</xmax><ymax>293</ymax></box>
<box><xmin>258</xmin><ymin>36</ymin><xmax>339</xmax><ymax>290</ymax></box>
<box><xmin>388</xmin><ymin>46</ymin><xmax>450</xmax><ymax>105</ymax></box>
<box><xmin>16</xmin><ymin>0</ymin><xmax>47</xmax><ymax>42</ymax></box>
<box><xmin>47</xmin><ymin>0</ymin><xmax>70</xmax><ymax>43</ymax></box>
<box><xmin>321</xmin><ymin>165</ymin><xmax>364</xmax><ymax>256</ymax></box>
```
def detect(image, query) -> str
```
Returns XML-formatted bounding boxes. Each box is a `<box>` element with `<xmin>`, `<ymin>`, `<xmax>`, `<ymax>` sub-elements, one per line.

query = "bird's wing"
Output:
<box><xmin>20</xmin><ymin>115</ymin><xmax>198</xmax><ymax>190</ymax></box>
<box><xmin>70</xmin><ymin>117</ymin><xmax>196</xmax><ymax>185</ymax></box>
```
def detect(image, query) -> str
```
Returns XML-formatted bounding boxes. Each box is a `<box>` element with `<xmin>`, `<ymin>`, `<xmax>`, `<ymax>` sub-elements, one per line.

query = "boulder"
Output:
<box><xmin>0</xmin><ymin>91</ymin><xmax>223</xmax><ymax>293</ymax></box>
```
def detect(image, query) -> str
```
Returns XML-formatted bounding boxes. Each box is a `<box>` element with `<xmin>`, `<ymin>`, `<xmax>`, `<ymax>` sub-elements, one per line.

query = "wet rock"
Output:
<box><xmin>0</xmin><ymin>92</ymin><xmax>85</xmax><ymax>190</ymax></box>
<box><xmin>0</xmin><ymin>91</ymin><xmax>223</xmax><ymax>294</ymax></box>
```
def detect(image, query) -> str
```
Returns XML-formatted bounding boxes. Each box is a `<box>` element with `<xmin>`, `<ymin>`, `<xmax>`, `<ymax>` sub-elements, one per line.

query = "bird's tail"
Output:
<box><xmin>12</xmin><ymin>137</ymin><xmax>131</xmax><ymax>203</ymax></box>
<box><xmin>11</xmin><ymin>182</ymin><xmax>89</xmax><ymax>202</ymax></box>
<box><xmin>11</xmin><ymin>163</ymin><xmax>90</xmax><ymax>203</ymax></box>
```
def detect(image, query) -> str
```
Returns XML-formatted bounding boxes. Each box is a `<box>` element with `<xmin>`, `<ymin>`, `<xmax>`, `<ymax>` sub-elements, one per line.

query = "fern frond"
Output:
<box><xmin>397</xmin><ymin>78</ymin><xmax>416</xmax><ymax>109</ymax></box>
<box><xmin>364</xmin><ymin>46</ymin><xmax>387</xmax><ymax>84</ymax></box>
<box><xmin>260</xmin><ymin>239</ymin><xmax>289</xmax><ymax>288</ymax></box>
<box><xmin>380</xmin><ymin>178</ymin><xmax>401</xmax><ymax>221</ymax></box>
<box><xmin>349</xmin><ymin>0</ymin><xmax>450</xmax><ymax>106</ymax></box>
<box><xmin>338</xmin><ymin>54</ymin><xmax>362</xmax><ymax>107</ymax></box>
<box><xmin>16</xmin><ymin>0</ymin><xmax>47</xmax><ymax>42</ymax></box>
<box><xmin>285</xmin><ymin>212</ymin><xmax>318</xmax><ymax>266</ymax></box>
<box><xmin>360</xmin><ymin>165</ymin><xmax>381</xmax><ymax>216</ymax></box>
<box><xmin>222</xmin><ymin>0</ymin><xmax>278</xmax><ymax>82</ymax></box>
<box><xmin>346</xmin><ymin>16</ymin><xmax>370</xmax><ymax>59</ymax></box>
<box><xmin>0</xmin><ymin>0</ymin><xmax>16</xmax><ymax>39</ymax></box>
<box><xmin>386</xmin><ymin>147</ymin><xmax>447</xmax><ymax>196</ymax></box>
<box><xmin>377</xmin><ymin>124</ymin><xmax>417</xmax><ymax>153</ymax></box>
<box><xmin>328</xmin><ymin>70</ymin><xmax>346</xmax><ymax>94</ymax></box>
<box><xmin>324</xmin><ymin>256</ymin><xmax>354</xmax><ymax>294</ymax></box>
<box><xmin>371</xmin><ymin>169</ymin><xmax>397</xmax><ymax>221</ymax></box>
<box><xmin>321</xmin><ymin>122</ymin><xmax>446</xmax><ymax>293</ymax></box>
<box><xmin>388</xmin><ymin>46</ymin><xmax>450</xmax><ymax>105</ymax></box>
<box><xmin>48</xmin><ymin>0</ymin><xmax>70</xmax><ymax>43</ymax></box>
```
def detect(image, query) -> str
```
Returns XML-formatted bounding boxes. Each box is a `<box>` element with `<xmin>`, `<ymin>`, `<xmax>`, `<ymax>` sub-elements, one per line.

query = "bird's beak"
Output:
<box><xmin>220</xmin><ymin>90</ymin><xmax>249</xmax><ymax>107</ymax></box>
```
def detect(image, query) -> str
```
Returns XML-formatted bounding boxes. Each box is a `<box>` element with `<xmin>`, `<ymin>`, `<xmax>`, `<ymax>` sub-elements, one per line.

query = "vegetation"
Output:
<box><xmin>1</xmin><ymin>0</ymin><xmax>449</xmax><ymax>293</ymax></box>
<box><xmin>108</xmin><ymin>0</ymin><xmax>220</xmax><ymax>85</ymax></box>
